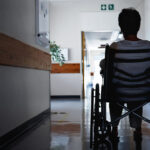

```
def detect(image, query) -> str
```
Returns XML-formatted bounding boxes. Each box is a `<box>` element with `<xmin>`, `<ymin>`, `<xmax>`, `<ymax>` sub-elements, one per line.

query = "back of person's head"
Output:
<box><xmin>119</xmin><ymin>8</ymin><xmax>141</xmax><ymax>36</ymax></box>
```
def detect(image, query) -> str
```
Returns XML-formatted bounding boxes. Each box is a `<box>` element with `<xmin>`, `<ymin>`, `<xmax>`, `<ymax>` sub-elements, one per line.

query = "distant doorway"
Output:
<box><xmin>81</xmin><ymin>30</ymin><xmax>121</xmax><ymax>98</ymax></box>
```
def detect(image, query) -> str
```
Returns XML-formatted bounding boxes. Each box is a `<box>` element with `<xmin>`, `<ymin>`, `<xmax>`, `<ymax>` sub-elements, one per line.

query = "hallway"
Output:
<box><xmin>3</xmin><ymin>96</ymin><xmax>150</xmax><ymax>150</ymax></box>
<box><xmin>1</xmin><ymin>0</ymin><xmax>150</xmax><ymax>150</ymax></box>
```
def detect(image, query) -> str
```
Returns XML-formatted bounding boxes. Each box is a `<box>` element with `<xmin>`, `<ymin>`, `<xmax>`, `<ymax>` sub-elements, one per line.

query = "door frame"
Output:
<box><xmin>81</xmin><ymin>31</ymin><xmax>86</xmax><ymax>99</ymax></box>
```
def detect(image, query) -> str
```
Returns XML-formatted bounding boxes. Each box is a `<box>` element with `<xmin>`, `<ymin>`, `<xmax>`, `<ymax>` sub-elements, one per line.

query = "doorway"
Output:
<box><xmin>82</xmin><ymin>30</ymin><xmax>121</xmax><ymax>98</ymax></box>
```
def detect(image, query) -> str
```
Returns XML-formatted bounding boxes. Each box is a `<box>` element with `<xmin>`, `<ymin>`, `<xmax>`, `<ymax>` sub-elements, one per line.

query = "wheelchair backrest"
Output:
<box><xmin>104</xmin><ymin>45</ymin><xmax>150</xmax><ymax>102</ymax></box>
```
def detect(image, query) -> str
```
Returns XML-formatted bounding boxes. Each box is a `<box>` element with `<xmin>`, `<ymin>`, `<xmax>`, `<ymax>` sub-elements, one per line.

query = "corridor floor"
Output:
<box><xmin>50</xmin><ymin>98</ymin><xmax>83</xmax><ymax>150</ymax></box>
<box><xmin>4</xmin><ymin>97</ymin><xmax>150</xmax><ymax>150</ymax></box>
<box><xmin>51</xmin><ymin>97</ymin><xmax>150</xmax><ymax>150</ymax></box>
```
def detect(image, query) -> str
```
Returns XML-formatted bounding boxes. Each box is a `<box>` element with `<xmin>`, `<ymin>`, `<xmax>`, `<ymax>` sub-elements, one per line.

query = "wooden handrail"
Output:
<box><xmin>51</xmin><ymin>63</ymin><xmax>80</xmax><ymax>73</ymax></box>
<box><xmin>0</xmin><ymin>33</ymin><xmax>51</xmax><ymax>71</ymax></box>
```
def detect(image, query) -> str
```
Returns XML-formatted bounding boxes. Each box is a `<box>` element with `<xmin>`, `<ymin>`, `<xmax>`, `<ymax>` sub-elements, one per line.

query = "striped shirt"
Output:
<box><xmin>110</xmin><ymin>40</ymin><xmax>150</xmax><ymax>102</ymax></box>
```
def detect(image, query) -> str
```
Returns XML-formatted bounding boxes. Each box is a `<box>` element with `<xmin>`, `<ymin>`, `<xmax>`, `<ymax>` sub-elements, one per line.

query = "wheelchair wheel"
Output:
<box><xmin>93</xmin><ymin>84</ymin><xmax>100</xmax><ymax>150</ymax></box>
<box><xmin>93</xmin><ymin>84</ymin><xmax>112</xmax><ymax>150</ymax></box>
<box><xmin>100</xmin><ymin>84</ymin><xmax>111</xmax><ymax>137</ymax></box>
<box><xmin>90</xmin><ymin>87</ymin><xmax>95</xmax><ymax>148</ymax></box>
<box><xmin>98</xmin><ymin>139</ymin><xmax>112</xmax><ymax>150</ymax></box>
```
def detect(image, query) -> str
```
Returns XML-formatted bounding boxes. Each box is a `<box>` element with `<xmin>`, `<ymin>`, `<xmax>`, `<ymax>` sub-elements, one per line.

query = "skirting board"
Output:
<box><xmin>0</xmin><ymin>109</ymin><xmax>50</xmax><ymax>149</ymax></box>
<box><xmin>51</xmin><ymin>95</ymin><xmax>80</xmax><ymax>99</ymax></box>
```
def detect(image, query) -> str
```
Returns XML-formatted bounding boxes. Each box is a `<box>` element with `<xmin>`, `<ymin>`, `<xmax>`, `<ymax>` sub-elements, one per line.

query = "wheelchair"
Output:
<box><xmin>90</xmin><ymin>45</ymin><xmax>150</xmax><ymax>150</ymax></box>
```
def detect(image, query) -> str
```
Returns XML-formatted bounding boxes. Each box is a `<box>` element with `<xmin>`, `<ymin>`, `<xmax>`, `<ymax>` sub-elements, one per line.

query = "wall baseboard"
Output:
<box><xmin>51</xmin><ymin>95</ymin><xmax>80</xmax><ymax>99</ymax></box>
<box><xmin>0</xmin><ymin>109</ymin><xmax>50</xmax><ymax>149</ymax></box>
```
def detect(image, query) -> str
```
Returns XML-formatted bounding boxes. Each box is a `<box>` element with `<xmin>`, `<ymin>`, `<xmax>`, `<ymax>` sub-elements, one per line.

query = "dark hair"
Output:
<box><xmin>118</xmin><ymin>8</ymin><xmax>141</xmax><ymax>35</ymax></box>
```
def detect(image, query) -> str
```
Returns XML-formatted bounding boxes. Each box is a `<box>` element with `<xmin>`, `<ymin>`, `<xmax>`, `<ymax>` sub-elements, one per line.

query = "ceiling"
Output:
<box><xmin>84</xmin><ymin>31</ymin><xmax>121</xmax><ymax>50</ymax></box>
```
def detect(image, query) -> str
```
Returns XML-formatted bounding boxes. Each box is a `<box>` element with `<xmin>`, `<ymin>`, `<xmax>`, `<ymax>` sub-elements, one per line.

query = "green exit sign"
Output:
<box><xmin>101</xmin><ymin>4</ymin><xmax>107</xmax><ymax>10</ymax></box>
<box><xmin>100</xmin><ymin>4</ymin><xmax>115</xmax><ymax>11</ymax></box>
<box><xmin>108</xmin><ymin>4</ymin><xmax>114</xmax><ymax>10</ymax></box>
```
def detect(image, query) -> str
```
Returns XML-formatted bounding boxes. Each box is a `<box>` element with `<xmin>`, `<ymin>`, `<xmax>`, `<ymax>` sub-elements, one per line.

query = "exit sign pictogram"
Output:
<box><xmin>108</xmin><ymin>4</ymin><xmax>114</xmax><ymax>10</ymax></box>
<box><xmin>101</xmin><ymin>4</ymin><xmax>107</xmax><ymax>10</ymax></box>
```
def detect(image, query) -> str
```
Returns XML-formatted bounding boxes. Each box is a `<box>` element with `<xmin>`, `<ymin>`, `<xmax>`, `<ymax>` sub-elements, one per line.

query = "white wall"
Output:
<box><xmin>51</xmin><ymin>74</ymin><xmax>81</xmax><ymax>95</ymax></box>
<box><xmin>50</xmin><ymin>2</ymin><xmax>81</xmax><ymax>62</ymax></box>
<box><xmin>0</xmin><ymin>0</ymin><xmax>50</xmax><ymax>136</ymax></box>
<box><xmin>50</xmin><ymin>0</ymin><xmax>145</xmax><ymax>96</ymax></box>
<box><xmin>50</xmin><ymin>2</ymin><xmax>82</xmax><ymax>96</ymax></box>
<box><xmin>80</xmin><ymin>12</ymin><xmax>119</xmax><ymax>31</ymax></box>
<box><xmin>0</xmin><ymin>66</ymin><xmax>50</xmax><ymax>136</ymax></box>
<box><xmin>79</xmin><ymin>0</ymin><xmax>144</xmax><ymax>38</ymax></box>
<box><xmin>0</xmin><ymin>0</ymin><xmax>49</xmax><ymax>53</ymax></box>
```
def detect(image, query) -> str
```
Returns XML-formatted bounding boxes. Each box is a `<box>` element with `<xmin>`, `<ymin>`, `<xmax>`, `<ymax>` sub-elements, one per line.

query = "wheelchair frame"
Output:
<box><xmin>90</xmin><ymin>46</ymin><xmax>150</xmax><ymax>150</ymax></box>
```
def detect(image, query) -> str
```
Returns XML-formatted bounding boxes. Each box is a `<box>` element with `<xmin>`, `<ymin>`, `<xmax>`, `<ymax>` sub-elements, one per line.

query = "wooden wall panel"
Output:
<box><xmin>51</xmin><ymin>63</ymin><xmax>80</xmax><ymax>73</ymax></box>
<box><xmin>0</xmin><ymin>33</ymin><xmax>51</xmax><ymax>71</ymax></box>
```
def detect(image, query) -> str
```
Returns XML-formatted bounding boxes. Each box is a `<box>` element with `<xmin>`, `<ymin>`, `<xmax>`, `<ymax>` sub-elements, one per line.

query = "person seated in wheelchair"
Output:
<box><xmin>100</xmin><ymin>8</ymin><xmax>150</xmax><ymax>137</ymax></box>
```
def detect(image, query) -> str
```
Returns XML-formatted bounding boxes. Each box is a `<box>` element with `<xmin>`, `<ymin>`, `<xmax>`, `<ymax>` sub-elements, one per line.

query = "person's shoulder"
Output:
<box><xmin>138</xmin><ymin>39</ymin><xmax>150</xmax><ymax>48</ymax></box>
<box><xmin>110</xmin><ymin>40</ymin><xmax>150</xmax><ymax>50</ymax></box>
<box><xmin>110</xmin><ymin>42</ymin><xmax>118</xmax><ymax>49</ymax></box>
<box><xmin>139</xmin><ymin>39</ymin><xmax>150</xmax><ymax>44</ymax></box>
<box><xmin>110</xmin><ymin>40</ymin><xmax>124</xmax><ymax>49</ymax></box>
